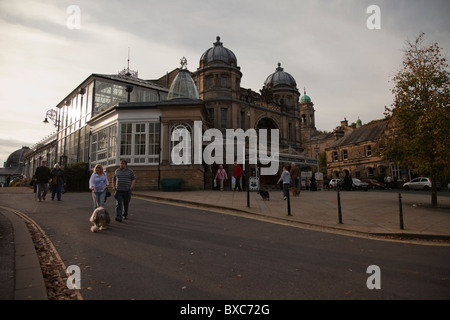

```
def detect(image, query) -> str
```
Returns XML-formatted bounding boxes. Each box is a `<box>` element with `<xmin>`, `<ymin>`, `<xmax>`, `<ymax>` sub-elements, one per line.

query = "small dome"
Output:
<box><xmin>300</xmin><ymin>88</ymin><xmax>311</xmax><ymax>103</ymax></box>
<box><xmin>200</xmin><ymin>36</ymin><xmax>237</xmax><ymax>66</ymax></box>
<box><xmin>356</xmin><ymin>117</ymin><xmax>362</xmax><ymax>128</ymax></box>
<box><xmin>264</xmin><ymin>63</ymin><xmax>297</xmax><ymax>89</ymax></box>
<box><xmin>300</xmin><ymin>95</ymin><xmax>311</xmax><ymax>103</ymax></box>
<box><xmin>167</xmin><ymin>65</ymin><xmax>200</xmax><ymax>100</ymax></box>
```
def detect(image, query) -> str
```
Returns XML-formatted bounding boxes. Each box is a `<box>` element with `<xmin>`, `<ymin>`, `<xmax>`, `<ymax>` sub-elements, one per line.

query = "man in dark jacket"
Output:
<box><xmin>51</xmin><ymin>163</ymin><xmax>66</xmax><ymax>201</ymax></box>
<box><xmin>233</xmin><ymin>161</ymin><xmax>243</xmax><ymax>191</ymax></box>
<box><xmin>34</xmin><ymin>160</ymin><xmax>51</xmax><ymax>201</ymax></box>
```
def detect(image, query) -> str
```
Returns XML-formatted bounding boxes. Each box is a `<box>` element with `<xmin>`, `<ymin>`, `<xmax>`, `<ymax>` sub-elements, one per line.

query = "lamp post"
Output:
<box><xmin>43</xmin><ymin>109</ymin><xmax>59</xmax><ymax>127</ymax></box>
<box><xmin>43</xmin><ymin>108</ymin><xmax>61</xmax><ymax>165</ymax></box>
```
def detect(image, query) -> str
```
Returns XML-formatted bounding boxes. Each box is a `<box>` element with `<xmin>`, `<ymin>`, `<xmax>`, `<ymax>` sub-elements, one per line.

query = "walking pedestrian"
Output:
<box><xmin>112</xmin><ymin>160</ymin><xmax>136</xmax><ymax>222</ymax></box>
<box><xmin>310</xmin><ymin>175</ymin><xmax>317</xmax><ymax>191</ymax></box>
<box><xmin>215</xmin><ymin>165</ymin><xmax>228</xmax><ymax>191</ymax></box>
<box><xmin>51</xmin><ymin>164</ymin><xmax>66</xmax><ymax>201</ymax></box>
<box><xmin>34</xmin><ymin>160</ymin><xmax>51</xmax><ymax>202</ymax></box>
<box><xmin>343</xmin><ymin>171</ymin><xmax>352</xmax><ymax>191</ymax></box>
<box><xmin>277</xmin><ymin>166</ymin><xmax>291</xmax><ymax>200</ymax></box>
<box><xmin>89</xmin><ymin>164</ymin><xmax>109</xmax><ymax>210</ymax></box>
<box><xmin>233</xmin><ymin>161</ymin><xmax>242</xmax><ymax>191</ymax></box>
<box><xmin>290</xmin><ymin>162</ymin><xmax>300</xmax><ymax>194</ymax></box>
<box><xmin>386</xmin><ymin>176</ymin><xmax>392</xmax><ymax>189</ymax></box>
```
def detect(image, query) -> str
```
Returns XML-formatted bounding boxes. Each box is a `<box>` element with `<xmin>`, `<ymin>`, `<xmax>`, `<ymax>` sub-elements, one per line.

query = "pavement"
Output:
<box><xmin>1</xmin><ymin>186</ymin><xmax>450</xmax><ymax>300</ymax></box>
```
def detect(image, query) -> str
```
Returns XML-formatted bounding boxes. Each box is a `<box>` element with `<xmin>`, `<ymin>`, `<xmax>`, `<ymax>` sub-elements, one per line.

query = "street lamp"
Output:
<box><xmin>43</xmin><ymin>109</ymin><xmax>60</xmax><ymax>128</ymax></box>
<box><xmin>43</xmin><ymin>108</ymin><xmax>61</xmax><ymax>165</ymax></box>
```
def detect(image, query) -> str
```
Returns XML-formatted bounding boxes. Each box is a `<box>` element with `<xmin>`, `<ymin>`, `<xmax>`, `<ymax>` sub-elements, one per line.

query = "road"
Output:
<box><xmin>1</xmin><ymin>190</ymin><xmax>449</xmax><ymax>301</ymax></box>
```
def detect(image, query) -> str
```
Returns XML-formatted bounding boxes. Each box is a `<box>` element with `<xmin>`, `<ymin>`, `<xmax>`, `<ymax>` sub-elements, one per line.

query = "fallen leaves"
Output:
<box><xmin>27</xmin><ymin>223</ymin><xmax>79</xmax><ymax>300</ymax></box>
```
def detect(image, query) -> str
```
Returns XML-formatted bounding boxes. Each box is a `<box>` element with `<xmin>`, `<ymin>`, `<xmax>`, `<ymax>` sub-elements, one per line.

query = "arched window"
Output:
<box><xmin>170</xmin><ymin>123</ymin><xmax>193</xmax><ymax>164</ymax></box>
<box><xmin>257</xmin><ymin>118</ymin><xmax>278</xmax><ymax>144</ymax></box>
<box><xmin>302</xmin><ymin>114</ymin><xmax>307</xmax><ymax>125</ymax></box>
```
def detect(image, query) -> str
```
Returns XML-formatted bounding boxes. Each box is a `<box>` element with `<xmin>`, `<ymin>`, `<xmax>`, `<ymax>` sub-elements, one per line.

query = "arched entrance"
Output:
<box><xmin>255</xmin><ymin>117</ymin><xmax>279</xmax><ymax>187</ymax></box>
<box><xmin>256</xmin><ymin>117</ymin><xmax>278</xmax><ymax>132</ymax></box>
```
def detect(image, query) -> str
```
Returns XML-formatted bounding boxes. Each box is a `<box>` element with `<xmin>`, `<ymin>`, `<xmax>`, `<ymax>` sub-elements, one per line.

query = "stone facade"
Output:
<box><xmin>326</xmin><ymin>120</ymin><xmax>389</xmax><ymax>180</ymax></box>
<box><xmin>22</xmin><ymin>36</ymin><xmax>324</xmax><ymax>191</ymax></box>
<box><xmin>105</xmin><ymin>163</ymin><xmax>205</xmax><ymax>191</ymax></box>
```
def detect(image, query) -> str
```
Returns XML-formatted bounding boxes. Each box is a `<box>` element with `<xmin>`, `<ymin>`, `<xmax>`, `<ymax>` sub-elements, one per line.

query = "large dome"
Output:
<box><xmin>264</xmin><ymin>63</ymin><xmax>297</xmax><ymax>89</ymax></box>
<box><xmin>5</xmin><ymin>147</ymin><xmax>29</xmax><ymax>168</ymax></box>
<box><xmin>200</xmin><ymin>36</ymin><xmax>237</xmax><ymax>67</ymax></box>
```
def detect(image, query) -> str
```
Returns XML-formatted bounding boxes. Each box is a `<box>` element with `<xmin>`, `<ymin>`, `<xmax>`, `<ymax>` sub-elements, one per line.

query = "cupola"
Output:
<box><xmin>167</xmin><ymin>57</ymin><xmax>200</xmax><ymax>100</ymax></box>
<box><xmin>264</xmin><ymin>63</ymin><xmax>297</xmax><ymax>89</ymax></box>
<box><xmin>199</xmin><ymin>36</ymin><xmax>238</xmax><ymax>67</ymax></box>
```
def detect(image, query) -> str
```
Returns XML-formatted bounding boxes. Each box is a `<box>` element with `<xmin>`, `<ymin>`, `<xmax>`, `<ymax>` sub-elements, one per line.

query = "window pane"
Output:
<box><xmin>120</xmin><ymin>123</ymin><xmax>132</xmax><ymax>155</ymax></box>
<box><xmin>221</xmin><ymin>108</ymin><xmax>227</xmax><ymax>130</ymax></box>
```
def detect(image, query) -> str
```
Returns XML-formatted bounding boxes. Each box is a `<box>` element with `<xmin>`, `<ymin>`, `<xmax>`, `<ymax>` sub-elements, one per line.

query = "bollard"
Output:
<box><xmin>337</xmin><ymin>189</ymin><xmax>343</xmax><ymax>224</ymax></box>
<box><xmin>398</xmin><ymin>193</ymin><xmax>404</xmax><ymax>230</ymax></box>
<box><xmin>287</xmin><ymin>185</ymin><xmax>292</xmax><ymax>216</ymax></box>
<box><xmin>247</xmin><ymin>175</ymin><xmax>250</xmax><ymax>208</ymax></box>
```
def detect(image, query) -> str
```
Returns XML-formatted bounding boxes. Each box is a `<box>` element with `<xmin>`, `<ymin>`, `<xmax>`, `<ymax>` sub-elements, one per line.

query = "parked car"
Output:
<box><xmin>403</xmin><ymin>177</ymin><xmax>441</xmax><ymax>191</ymax></box>
<box><xmin>328</xmin><ymin>178</ymin><xmax>342</xmax><ymax>190</ymax></box>
<box><xmin>362</xmin><ymin>179</ymin><xmax>385</xmax><ymax>189</ymax></box>
<box><xmin>352</xmin><ymin>178</ymin><xmax>368</xmax><ymax>191</ymax></box>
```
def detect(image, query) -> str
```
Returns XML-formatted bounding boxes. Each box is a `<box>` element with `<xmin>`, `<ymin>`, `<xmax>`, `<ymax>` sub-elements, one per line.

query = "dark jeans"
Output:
<box><xmin>52</xmin><ymin>183</ymin><xmax>63</xmax><ymax>200</ymax></box>
<box><xmin>115</xmin><ymin>190</ymin><xmax>131</xmax><ymax>219</ymax></box>
<box><xmin>294</xmin><ymin>177</ymin><xmax>300</xmax><ymax>189</ymax></box>
<box><xmin>234</xmin><ymin>177</ymin><xmax>242</xmax><ymax>191</ymax></box>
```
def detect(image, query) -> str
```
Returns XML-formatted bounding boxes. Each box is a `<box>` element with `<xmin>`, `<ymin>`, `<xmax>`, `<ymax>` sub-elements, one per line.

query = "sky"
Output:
<box><xmin>0</xmin><ymin>0</ymin><xmax>449</xmax><ymax>167</ymax></box>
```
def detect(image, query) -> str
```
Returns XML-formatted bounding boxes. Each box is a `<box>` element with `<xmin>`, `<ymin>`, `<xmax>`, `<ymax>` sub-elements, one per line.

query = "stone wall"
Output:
<box><xmin>106</xmin><ymin>164</ymin><xmax>205</xmax><ymax>191</ymax></box>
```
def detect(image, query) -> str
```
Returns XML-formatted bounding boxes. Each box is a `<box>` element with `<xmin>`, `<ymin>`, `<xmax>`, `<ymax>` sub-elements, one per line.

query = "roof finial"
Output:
<box><xmin>276</xmin><ymin>62</ymin><xmax>283</xmax><ymax>71</ymax></box>
<box><xmin>180</xmin><ymin>56</ymin><xmax>188</xmax><ymax>69</ymax></box>
<box><xmin>127</xmin><ymin>47</ymin><xmax>130</xmax><ymax>71</ymax></box>
<box><xmin>214</xmin><ymin>36</ymin><xmax>223</xmax><ymax>47</ymax></box>
<box><xmin>119</xmin><ymin>47</ymin><xmax>138</xmax><ymax>78</ymax></box>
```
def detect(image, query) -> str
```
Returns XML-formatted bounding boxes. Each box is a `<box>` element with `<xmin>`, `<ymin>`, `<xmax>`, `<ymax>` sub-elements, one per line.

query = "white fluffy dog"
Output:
<box><xmin>90</xmin><ymin>207</ymin><xmax>110</xmax><ymax>232</ymax></box>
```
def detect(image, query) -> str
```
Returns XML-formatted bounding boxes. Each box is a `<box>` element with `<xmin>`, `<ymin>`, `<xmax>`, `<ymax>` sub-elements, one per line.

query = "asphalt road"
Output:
<box><xmin>1</xmin><ymin>191</ymin><xmax>450</xmax><ymax>300</ymax></box>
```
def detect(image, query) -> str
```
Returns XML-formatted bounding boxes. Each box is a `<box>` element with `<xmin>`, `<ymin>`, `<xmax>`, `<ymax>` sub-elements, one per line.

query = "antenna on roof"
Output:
<box><xmin>119</xmin><ymin>47</ymin><xmax>138</xmax><ymax>78</ymax></box>
<box><xmin>126</xmin><ymin>47</ymin><xmax>131</xmax><ymax>73</ymax></box>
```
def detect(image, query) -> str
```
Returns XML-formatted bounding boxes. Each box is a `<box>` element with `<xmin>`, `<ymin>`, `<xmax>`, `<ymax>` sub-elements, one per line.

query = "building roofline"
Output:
<box><xmin>326</xmin><ymin>119</ymin><xmax>389</xmax><ymax>149</ymax></box>
<box><xmin>56</xmin><ymin>73</ymin><xmax>169</xmax><ymax>109</ymax></box>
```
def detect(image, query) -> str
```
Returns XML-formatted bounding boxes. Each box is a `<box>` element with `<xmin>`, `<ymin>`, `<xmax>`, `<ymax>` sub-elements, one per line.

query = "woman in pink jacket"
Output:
<box><xmin>215</xmin><ymin>165</ymin><xmax>228</xmax><ymax>191</ymax></box>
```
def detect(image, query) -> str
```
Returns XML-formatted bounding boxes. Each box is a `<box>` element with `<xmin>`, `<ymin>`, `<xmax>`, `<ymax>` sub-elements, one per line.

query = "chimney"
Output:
<box><xmin>334</xmin><ymin>129</ymin><xmax>344</xmax><ymax>141</ymax></box>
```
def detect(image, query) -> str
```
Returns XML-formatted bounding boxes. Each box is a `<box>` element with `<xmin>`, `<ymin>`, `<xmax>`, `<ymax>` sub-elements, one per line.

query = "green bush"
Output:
<box><xmin>64</xmin><ymin>162</ymin><xmax>90</xmax><ymax>192</ymax></box>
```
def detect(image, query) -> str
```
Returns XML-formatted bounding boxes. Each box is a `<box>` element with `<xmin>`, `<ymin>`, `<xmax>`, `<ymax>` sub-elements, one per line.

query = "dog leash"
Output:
<box><xmin>92</xmin><ymin>188</ymin><xmax>111</xmax><ymax>207</ymax></box>
<box><xmin>92</xmin><ymin>191</ymin><xmax>100</xmax><ymax>208</ymax></box>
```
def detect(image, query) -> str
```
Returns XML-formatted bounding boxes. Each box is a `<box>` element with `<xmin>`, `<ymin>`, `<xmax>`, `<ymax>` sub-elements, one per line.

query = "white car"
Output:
<box><xmin>352</xmin><ymin>178</ymin><xmax>369</xmax><ymax>191</ymax></box>
<box><xmin>328</xmin><ymin>178</ymin><xmax>342</xmax><ymax>190</ymax></box>
<box><xmin>403</xmin><ymin>177</ymin><xmax>440</xmax><ymax>191</ymax></box>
